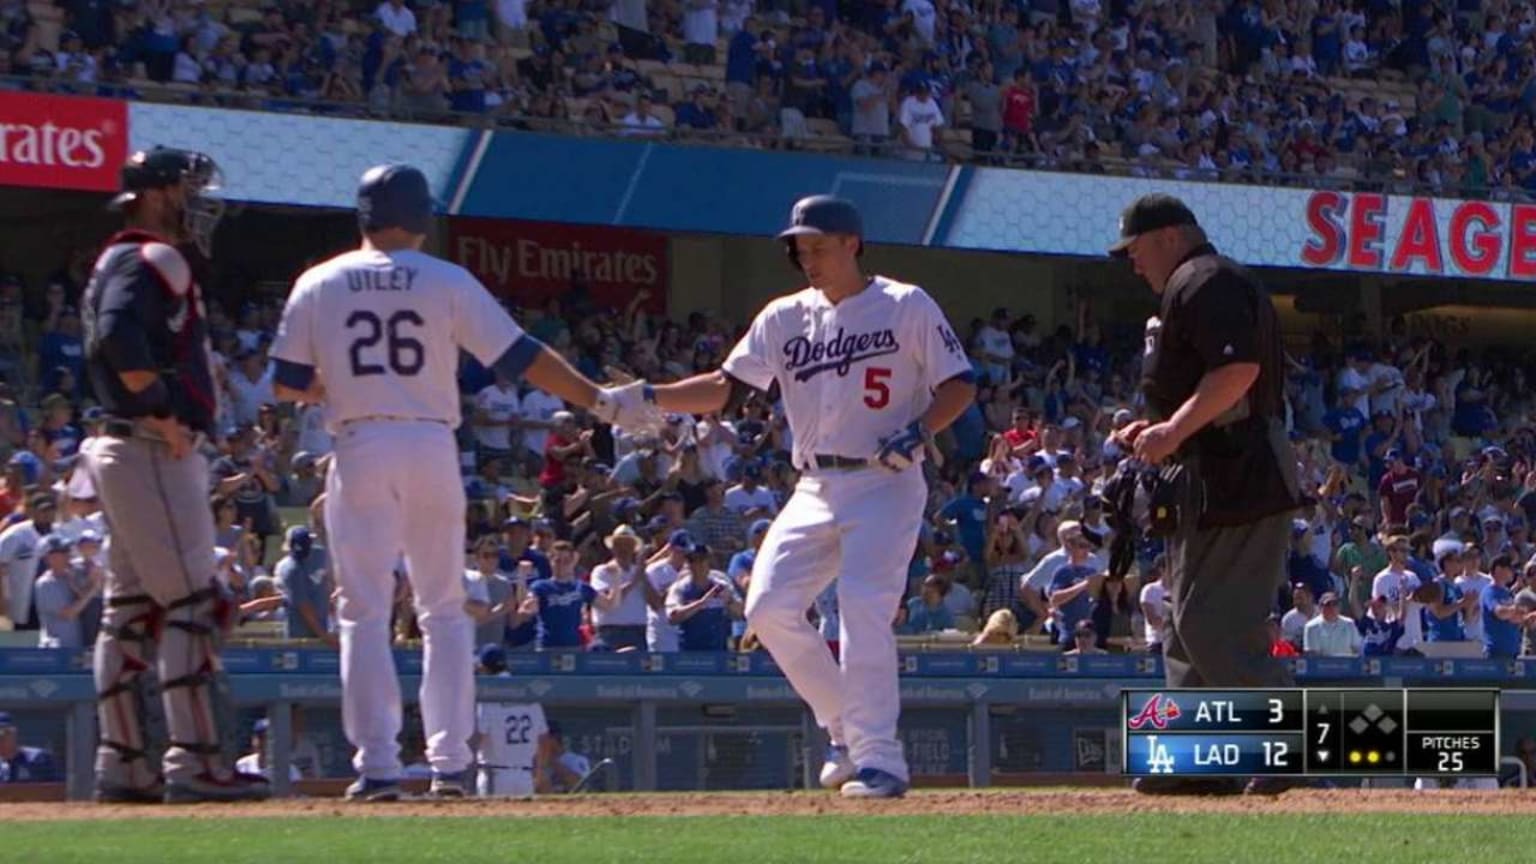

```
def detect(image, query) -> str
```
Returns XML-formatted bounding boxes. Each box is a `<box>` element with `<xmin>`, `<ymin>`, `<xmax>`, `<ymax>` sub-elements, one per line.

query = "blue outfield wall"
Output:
<box><xmin>456</xmin><ymin>133</ymin><xmax>953</xmax><ymax>243</ymax></box>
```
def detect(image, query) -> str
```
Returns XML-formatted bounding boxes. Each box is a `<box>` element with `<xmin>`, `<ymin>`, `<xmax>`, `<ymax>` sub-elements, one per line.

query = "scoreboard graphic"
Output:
<box><xmin>1122</xmin><ymin>689</ymin><xmax>1500</xmax><ymax>777</ymax></box>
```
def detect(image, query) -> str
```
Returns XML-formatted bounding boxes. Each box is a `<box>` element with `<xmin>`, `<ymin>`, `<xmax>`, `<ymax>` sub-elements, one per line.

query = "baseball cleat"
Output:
<box><xmin>819</xmin><ymin>745</ymin><xmax>856</xmax><ymax>789</ymax></box>
<box><xmin>428</xmin><ymin>770</ymin><xmax>470</xmax><ymax>799</ymax></box>
<box><xmin>163</xmin><ymin>771</ymin><xmax>272</xmax><ymax>804</ymax></box>
<box><xmin>839</xmin><ymin>768</ymin><xmax>909</xmax><ymax>799</ymax></box>
<box><xmin>94</xmin><ymin>779</ymin><xmax>165</xmax><ymax>805</ymax></box>
<box><xmin>344</xmin><ymin>777</ymin><xmax>403</xmax><ymax>803</ymax></box>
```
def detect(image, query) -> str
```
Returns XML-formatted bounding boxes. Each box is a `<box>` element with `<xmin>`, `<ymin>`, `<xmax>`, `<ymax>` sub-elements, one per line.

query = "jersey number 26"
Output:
<box><xmin>347</xmin><ymin>310</ymin><xmax>425</xmax><ymax>377</ymax></box>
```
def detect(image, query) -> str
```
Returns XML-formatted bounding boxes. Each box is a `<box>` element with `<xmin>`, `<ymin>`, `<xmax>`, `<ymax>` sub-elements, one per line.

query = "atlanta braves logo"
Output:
<box><xmin>1127</xmin><ymin>693</ymin><xmax>1182</xmax><ymax>730</ymax></box>
<box><xmin>783</xmin><ymin>328</ymin><xmax>900</xmax><ymax>382</ymax></box>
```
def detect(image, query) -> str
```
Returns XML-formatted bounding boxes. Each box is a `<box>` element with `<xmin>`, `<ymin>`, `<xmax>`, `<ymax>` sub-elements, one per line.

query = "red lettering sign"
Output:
<box><xmin>1347</xmin><ymin>192</ymin><xmax>1386</xmax><ymax>269</ymax></box>
<box><xmin>0</xmin><ymin>92</ymin><xmax>127</xmax><ymax>192</ymax></box>
<box><xmin>1297</xmin><ymin>194</ymin><xmax>1536</xmax><ymax>281</ymax></box>
<box><xmin>1449</xmin><ymin>201</ymin><xmax>1500</xmax><ymax>276</ymax></box>
<box><xmin>1389</xmin><ymin>197</ymin><xmax>1442</xmax><ymax>273</ymax></box>
<box><xmin>1300</xmin><ymin>191</ymin><xmax>1345</xmax><ymax>266</ymax></box>
<box><xmin>447</xmin><ymin>217</ymin><xmax>668</xmax><ymax>312</ymax></box>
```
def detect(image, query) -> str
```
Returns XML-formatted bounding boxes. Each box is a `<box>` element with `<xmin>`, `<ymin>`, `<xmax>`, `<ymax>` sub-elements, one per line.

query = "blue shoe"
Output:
<box><xmin>345</xmin><ymin>776</ymin><xmax>402</xmax><ymax>803</ymax></box>
<box><xmin>428</xmin><ymin>770</ymin><xmax>469</xmax><ymax>799</ymax></box>
<box><xmin>818</xmin><ymin>745</ymin><xmax>855</xmax><ymax>789</ymax></box>
<box><xmin>839</xmin><ymin>768</ymin><xmax>909</xmax><ymax>799</ymax></box>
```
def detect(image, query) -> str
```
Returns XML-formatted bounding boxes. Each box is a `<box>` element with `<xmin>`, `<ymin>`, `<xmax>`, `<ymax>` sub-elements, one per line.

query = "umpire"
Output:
<box><xmin>81</xmin><ymin>147</ymin><xmax>268</xmax><ymax>804</ymax></box>
<box><xmin>1109</xmin><ymin>195</ymin><xmax>1304</xmax><ymax>797</ymax></box>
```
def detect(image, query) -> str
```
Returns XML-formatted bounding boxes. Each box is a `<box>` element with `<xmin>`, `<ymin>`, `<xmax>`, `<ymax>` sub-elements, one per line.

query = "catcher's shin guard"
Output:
<box><xmin>158</xmin><ymin>584</ymin><xmax>236</xmax><ymax>780</ymax></box>
<box><xmin>94</xmin><ymin>593</ymin><xmax>164</xmax><ymax>791</ymax></box>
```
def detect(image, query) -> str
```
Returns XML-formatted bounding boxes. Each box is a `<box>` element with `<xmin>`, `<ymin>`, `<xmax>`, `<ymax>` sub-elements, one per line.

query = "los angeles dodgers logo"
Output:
<box><xmin>1127</xmin><ymin>693</ymin><xmax>1182</xmax><ymax>730</ymax></box>
<box><xmin>783</xmin><ymin>328</ymin><xmax>900</xmax><ymax>382</ymax></box>
<box><xmin>1144</xmin><ymin>735</ymin><xmax>1176</xmax><ymax>774</ymax></box>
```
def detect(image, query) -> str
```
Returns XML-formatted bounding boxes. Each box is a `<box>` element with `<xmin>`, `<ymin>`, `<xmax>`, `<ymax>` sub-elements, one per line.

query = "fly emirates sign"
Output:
<box><xmin>1300</xmin><ymin>190</ymin><xmax>1536</xmax><ymax>281</ymax></box>
<box><xmin>0</xmin><ymin>92</ymin><xmax>127</xmax><ymax>192</ymax></box>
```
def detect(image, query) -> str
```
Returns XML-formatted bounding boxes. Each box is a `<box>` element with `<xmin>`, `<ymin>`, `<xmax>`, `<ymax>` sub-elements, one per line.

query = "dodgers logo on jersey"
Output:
<box><xmin>936</xmin><ymin>324</ymin><xmax>962</xmax><ymax>356</ymax></box>
<box><xmin>783</xmin><ymin>328</ymin><xmax>900</xmax><ymax>382</ymax></box>
<box><xmin>1127</xmin><ymin>693</ymin><xmax>1182</xmax><ymax>730</ymax></box>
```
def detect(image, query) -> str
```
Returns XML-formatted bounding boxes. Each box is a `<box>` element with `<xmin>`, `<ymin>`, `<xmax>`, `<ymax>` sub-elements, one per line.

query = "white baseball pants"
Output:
<box><xmin>325</xmin><ymin>420</ymin><xmax>474</xmax><ymax>780</ymax></box>
<box><xmin>745</xmin><ymin>465</ymin><xmax>924</xmax><ymax>783</ymax></box>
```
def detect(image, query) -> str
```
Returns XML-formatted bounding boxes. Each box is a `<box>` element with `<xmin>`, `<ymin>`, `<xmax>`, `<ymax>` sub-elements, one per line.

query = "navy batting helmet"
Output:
<box><xmin>356</xmin><ymin>163</ymin><xmax>434</xmax><ymax>235</ymax></box>
<box><xmin>778</xmin><ymin>195</ymin><xmax>863</xmax><ymax>270</ymax></box>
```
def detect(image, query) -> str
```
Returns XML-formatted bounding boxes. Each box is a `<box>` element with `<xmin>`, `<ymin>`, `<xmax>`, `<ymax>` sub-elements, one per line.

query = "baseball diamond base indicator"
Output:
<box><xmin>1121</xmin><ymin>688</ymin><xmax>1500</xmax><ymax>777</ymax></box>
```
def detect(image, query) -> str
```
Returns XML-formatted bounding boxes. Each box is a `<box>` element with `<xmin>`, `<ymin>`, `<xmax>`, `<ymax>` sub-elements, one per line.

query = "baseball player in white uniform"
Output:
<box><xmin>474</xmin><ymin>701</ymin><xmax>548</xmax><ymax>798</ymax></box>
<box><xmin>644</xmin><ymin>195</ymin><xmax>976</xmax><ymax>797</ymax></box>
<box><xmin>270</xmin><ymin>164</ymin><xmax>661</xmax><ymax>802</ymax></box>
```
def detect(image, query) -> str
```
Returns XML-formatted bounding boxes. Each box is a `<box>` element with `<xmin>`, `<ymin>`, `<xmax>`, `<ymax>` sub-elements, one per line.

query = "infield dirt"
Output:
<box><xmin>3</xmin><ymin>788</ymin><xmax>1531</xmax><ymax>821</ymax></box>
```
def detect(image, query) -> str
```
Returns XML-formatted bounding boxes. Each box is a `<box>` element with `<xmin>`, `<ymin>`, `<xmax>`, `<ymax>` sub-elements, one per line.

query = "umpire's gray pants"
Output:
<box><xmin>1163</xmin><ymin>507</ymin><xmax>1295</xmax><ymax>689</ymax></box>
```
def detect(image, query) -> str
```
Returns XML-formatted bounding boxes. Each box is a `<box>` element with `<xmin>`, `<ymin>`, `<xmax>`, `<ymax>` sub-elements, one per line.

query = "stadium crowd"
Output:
<box><xmin>2</xmin><ymin>249</ymin><xmax>1536</xmax><ymax>667</ymax></box>
<box><xmin>3</xmin><ymin>0</ymin><xmax>1536</xmax><ymax>195</ymax></box>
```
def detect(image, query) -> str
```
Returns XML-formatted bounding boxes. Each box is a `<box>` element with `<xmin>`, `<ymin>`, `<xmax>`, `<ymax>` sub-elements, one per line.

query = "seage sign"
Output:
<box><xmin>1301</xmin><ymin>190</ymin><xmax>1536</xmax><ymax>281</ymax></box>
<box><xmin>0</xmin><ymin>92</ymin><xmax>128</xmax><ymax>193</ymax></box>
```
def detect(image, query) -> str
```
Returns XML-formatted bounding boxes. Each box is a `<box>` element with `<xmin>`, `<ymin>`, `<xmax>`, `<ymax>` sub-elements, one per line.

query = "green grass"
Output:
<box><xmin>2</xmin><ymin>814</ymin><xmax>1516</xmax><ymax>864</ymax></box>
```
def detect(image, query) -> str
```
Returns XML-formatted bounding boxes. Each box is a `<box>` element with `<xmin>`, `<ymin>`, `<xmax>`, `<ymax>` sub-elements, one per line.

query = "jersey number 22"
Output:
<box><xmin>347</xmin><ymin>310</ymin><xmax>425</xmax><ymax>377</ymax></box>
<box><xmin>504</xmin><ymin>713</ymin><xmax>534</xmax><ymax>745</ymax></box>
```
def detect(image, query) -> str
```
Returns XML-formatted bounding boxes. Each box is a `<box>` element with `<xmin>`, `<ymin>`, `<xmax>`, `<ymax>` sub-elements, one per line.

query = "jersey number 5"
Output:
<box><xmin>863</xmin><ymin>367</ymin><xmax>892</xmax><ymax>409</ymax></box>
<box><xmin>504</xmin><ymin>713</ymin><xmax>533</xmax><ymax>745</ymax></box>
<box><xmin>347</xmin><ymin>310</ymin><xmax>425</xmax><ymax>377</ymax></box>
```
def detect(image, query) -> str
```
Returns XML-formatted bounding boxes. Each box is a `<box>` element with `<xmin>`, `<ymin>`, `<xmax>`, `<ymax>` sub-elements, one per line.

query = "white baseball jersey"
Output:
<box><xmin>722</xmin><ymin>277</ymin><xmax>972</xmax><ymax>470</ymax></box>
<box><xmin>270</xmin><ymin>248</ymin><xmax>526</xmax><ymax>433</ymax></box>
<box><xmin>476</xmin><ymin>702</ymin><xmax>548</xmax><ymax>797</ymax></box>
<box><xmin>473</xmin><ymin>383</ymin><xmax>521</xmax><ymax>451</ymax></box>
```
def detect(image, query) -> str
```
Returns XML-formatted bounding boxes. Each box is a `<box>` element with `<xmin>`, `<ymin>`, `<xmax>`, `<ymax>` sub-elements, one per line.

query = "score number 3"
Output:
<box><xmin>863</xmin><ymin>367</ymin><xmax>892</xmax><ymax>408</ymax></box>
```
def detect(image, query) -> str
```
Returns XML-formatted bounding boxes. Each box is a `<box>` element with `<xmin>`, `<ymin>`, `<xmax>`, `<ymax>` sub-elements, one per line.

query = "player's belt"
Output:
<box><xmin>812</xmin><ymin>454</ymin><xmax>871</xmax><ymax>471</ymax></box>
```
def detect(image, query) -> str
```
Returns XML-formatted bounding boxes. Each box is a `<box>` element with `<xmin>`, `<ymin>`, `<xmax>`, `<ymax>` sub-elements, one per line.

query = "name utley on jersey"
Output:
<box><xmin>271</xmin><ymin>249</ymin><xmax>524</xmax><ymax>433</ymax></box>
<box><xmin>723</xmin><ymin>276</ymin><xmax>971</xmax><ymax>470</ymax></box>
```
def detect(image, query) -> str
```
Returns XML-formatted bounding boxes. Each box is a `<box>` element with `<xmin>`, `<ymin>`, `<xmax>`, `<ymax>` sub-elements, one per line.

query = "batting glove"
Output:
<box><xmin>875</xmin><ymin>420</ymin><xmax>928</xmax><ymax>472</ymax></box>
<box><xmin>593</xmin><ymin>381</ymin><xmax>665</xmax><ymax>434</ymax></box>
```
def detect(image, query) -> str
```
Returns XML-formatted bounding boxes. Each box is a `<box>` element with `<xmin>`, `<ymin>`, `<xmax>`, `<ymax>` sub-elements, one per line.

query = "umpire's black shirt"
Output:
<box><xmin>81</xmin><ymin>230</ymin><xmax>219</xmax><ymax>436</ymax></box>
<box><xmin>1141</xmin><ymin>242</ymin><xmax>1299</xmax><ymax>527</ymax></box>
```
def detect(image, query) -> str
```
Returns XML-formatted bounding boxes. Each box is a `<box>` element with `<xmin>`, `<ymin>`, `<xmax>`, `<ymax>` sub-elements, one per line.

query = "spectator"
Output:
<box><xmin>0</xmin><ymin>713</ymin><xmax>56</xmax><ymax>783</ymax></box>
<box><xmin>1280</xmin><ymin>583</ymin><xmax>1316</xmax><ymax>648</ymax></box>
<box><xmin>588</xmin><ymin>524</ymin><xmax>662</xmax><ymax>650</ymax></box>
<box><xmin>620</xmin><ymin>93</ymin><xmax>667</xmax><ymax>136</ymax></box>
<box><xmin>1483</xmin><ymin>555</ymin><xmax>1526</xmax><ymax>660</ymax></box>
<box><xmin>644</xmin><ymin>530</ymin><xmax>693</xmax><ymax>652</ymax></box>
<box><xmin>1063</xmin><ymin>621</ymin><xmax>1105</xmax><ymax>655</ymax></box>
<box><xmin>981</xmin><ymin>508</ymin><xmax>1031</xmax><ymax>622</ymax></box>
<box><xmin>227</xmin><ymin>348</ymin><xmax>276</xmax><ymax>427</ymax></box>
<box><xmin>902</xmin><ymin>574</ymin><xmax>955</xmax><ymax>634</ymax></box>
<box><xmin>1268</xmin><ymin>614</ymin><xmax>1300</xmax><ymax>657</ymax></box>
<box><xmin>1303</xmin><ymin>592</ymin><xmax>1363</xmax><ymax>657</ymax></box>
<box><xmin>448</xmin><ymin>37</ymin><xmax>491</xmax><ymax>113</ymax></box>
<box><xmin>32</xmin><ymin>535</ymin><xmax>97</xmax><ymax>649</ymax></box>
<box><xmin>498</xmin><ymin>517</ymin><xmax>553</xmax><ymax>581</ymax></box>
<box><xmin>849</xmin><ymin>63</ymin><xmax>891</xmax><ymax>150</ymax></box>
<box><xmin>464</xmin><ymin>537</ymin><xmax>518</xmax><ymax>650</ymax></box>
<box><xmin>0</xmin><ymin>493</ymin><xmax>56</xmax><ymax>630</ymax></box>
<box><xmin>685</xmin><ymin>478</ymin><xmax>745</xmax><ymax>565</ymax></box>
<box><xmin>896</xmin><ymin>83</ymin><xmax>944</xmax><ymax>160</ymax></box>
<box><xmin>235</xmin><ymin>718</ymin><xmax>301</xmax><ymax>783</ymax></box>
<box><xmin>675</xmin><ymin>85</ymin><xmax>719</xmax><ymax>130</ymax></box>
<box><xmin>377</xmin><ymin>0</ymin><xmax>419</xmax><ymax>37</ymax></box>
<box><xmin>473</xmin><ymin>370</ymin><xmax>522</xmax><ymax>464</ymax></box>
<box><xmin>1139</xmin><ymin>557</ymin><xmax>1169</xmax><ymax>654</ymax></box>
<box><xmin>1089</xmin><ymin>572</ymin><xmax>1134</xmax><ymax>650</ymax></box>
<box><xmin>723</xmin><ymin>463</ymin><xmax>775</xmax><ymax>519</ymax></box>
<box><xmin>682</xmin><ymin>0</ymin><xmax>719</xmax><ymax>65</ymax></box>
<box><xmin>526</xmin><ymin>540</ymin><xmax>597</xmax><ymax>650</ymax></box>
<box><xmin>1373</xmin><ymin>534</ymin><xmax>1426</xmax><ymax>655</ymax></box>
<box><xmin>1358</xmin><ymin>594</ymin><xmax>1404</xmax><ymax>657</ymax></box>
<box><xmin>964</xmin><ymin>62</ymin><xmax>1002</xmax><ymax>156</ymax></box>
<box><xmin>1046</xmin><ymin>525</ymin><xmax>1101</xmax><ymax>648</ymax></box>
<box><xmin>276</xmin><ymin>526</ymin><xmax>334</xmax><ymax>646</ymax></box>
<box><xmin>1423</xmin><ymin>542</ymin><xmax>1471</xmax><ymax>645</ymax></box>
<box><xmin>666</xmin><ymin>543</ymin><xmax>742</xmax><ymax>650</ymax></box>
<box><xmin>284</xmin><ymin>452</ymin><xmax>324</xmax><ymax>508</ymax></box>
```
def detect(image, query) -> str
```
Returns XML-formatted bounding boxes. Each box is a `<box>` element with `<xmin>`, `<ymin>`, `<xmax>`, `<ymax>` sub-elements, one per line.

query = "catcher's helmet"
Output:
<box><xmin>356</xmin><ymin>163</ymin><xmax>435</xmax><ymax>235</ymax></box>
<box><xmin>110</xmin><ymin>147</ymin><xmax>225</xmax><ymax>256</ymax></box>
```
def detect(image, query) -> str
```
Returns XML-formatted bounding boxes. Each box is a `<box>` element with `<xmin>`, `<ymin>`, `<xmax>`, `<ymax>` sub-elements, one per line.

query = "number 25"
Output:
<box><xmin>863</xmin><ymin>367</ymin><xmax>891</xmax><ymax>409</ymax></box>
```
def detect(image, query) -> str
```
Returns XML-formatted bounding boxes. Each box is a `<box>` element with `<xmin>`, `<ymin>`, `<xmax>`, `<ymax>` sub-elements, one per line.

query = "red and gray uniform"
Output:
<box><xmin>79</xmin><ymin>230</ymin><xmax>232</xmax><ymax>790</ymax></box>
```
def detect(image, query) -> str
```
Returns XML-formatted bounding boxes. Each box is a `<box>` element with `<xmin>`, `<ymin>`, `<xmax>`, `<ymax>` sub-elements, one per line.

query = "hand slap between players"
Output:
<box><xmin>592</xmin><ymin>380</ymin><xmax>666</xmax><ymax>435</ymax></box>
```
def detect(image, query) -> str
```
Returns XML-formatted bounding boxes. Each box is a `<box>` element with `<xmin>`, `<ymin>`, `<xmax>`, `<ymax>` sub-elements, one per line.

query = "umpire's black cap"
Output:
<box><xmin>109</xmin><ymin>146</ymin><xmax>222</xmax><ymax>210</ymax></box>
<box><xmin>356</xmin><ymin>163</ymin><xmax>435</xmax><ymax>235</ymax></box>
<box><xmin>778</xmin><ymin>195</ymin><xmax>863</xmax><ymax>240</ymax></box>
<box><xmin>1108</xmin><ymin>193</ymin><xmax>1198</xmax><ymax>257</ymax></box>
